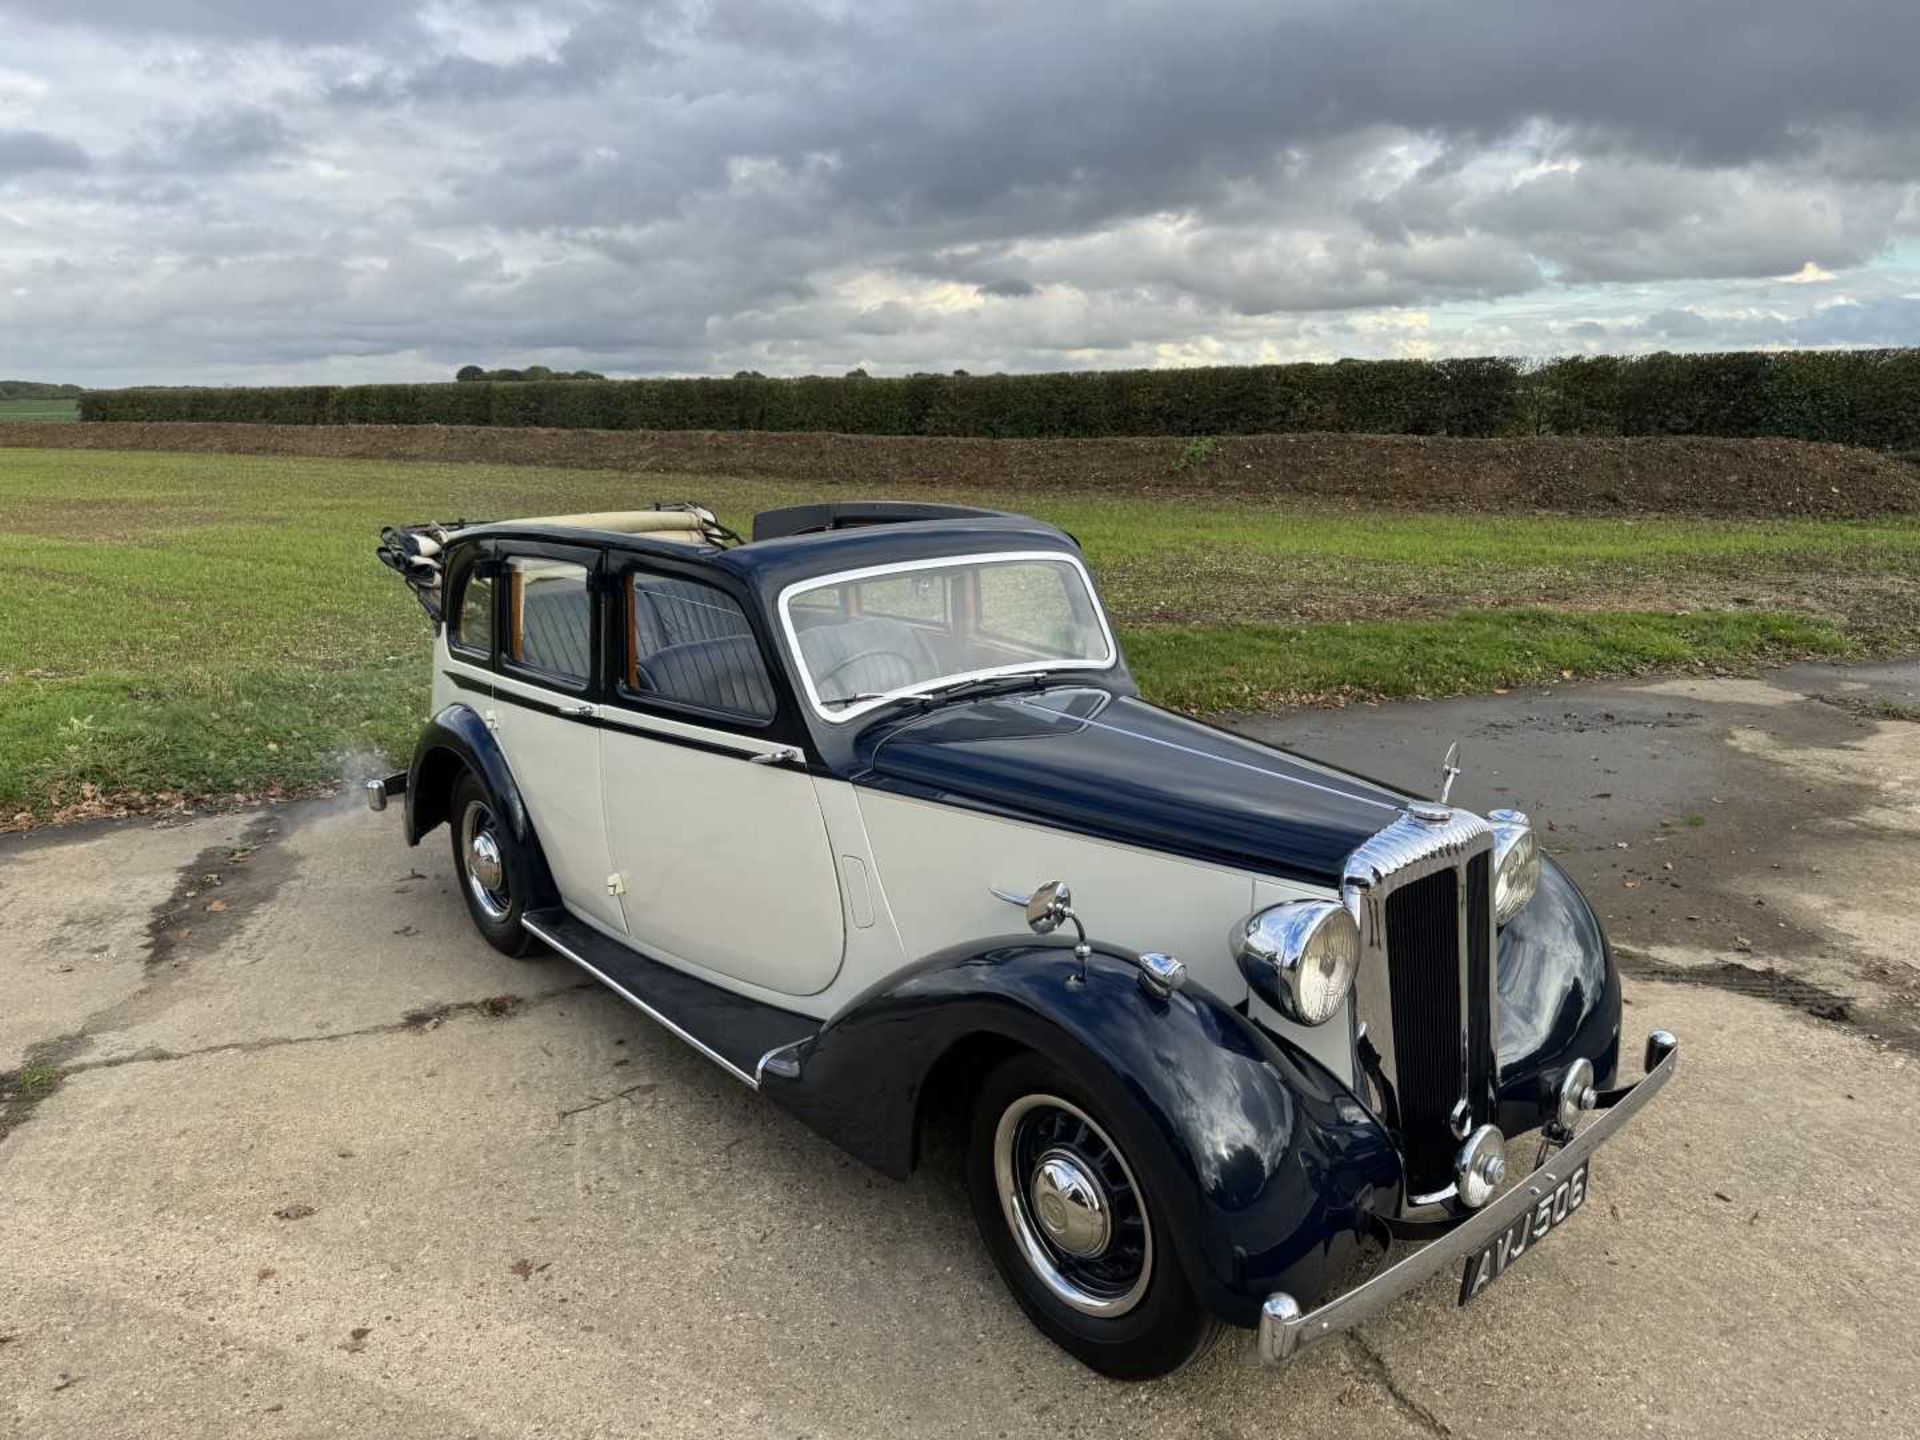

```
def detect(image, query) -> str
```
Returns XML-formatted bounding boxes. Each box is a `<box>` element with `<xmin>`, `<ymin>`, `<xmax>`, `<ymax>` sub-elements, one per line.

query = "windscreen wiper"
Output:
<box><xmin>908</xmin><ymin>672</ymin><xmax>1054</xmax><ymax>706</ymax></box>
<box><xmin>819</xmin><ymin>690</ymin><xmax>894</xmax><ymax>710</ymax></box>
<box><xmin>818</xmin><ymin>673</ymin><xmax>1055</xmax><ymax>712</ymax></box>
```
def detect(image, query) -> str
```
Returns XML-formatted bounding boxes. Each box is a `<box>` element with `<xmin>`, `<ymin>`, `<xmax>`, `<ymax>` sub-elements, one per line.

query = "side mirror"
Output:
<box><xmin>1025</xmin><ymin>880</ymin><xmax>1073</xmax><ymax>935</ymax></box>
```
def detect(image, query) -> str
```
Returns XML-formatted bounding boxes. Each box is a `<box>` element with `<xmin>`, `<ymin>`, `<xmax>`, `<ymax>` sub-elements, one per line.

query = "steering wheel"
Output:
<box><xmin>816</xmin><ymin>647</ymin><xmax>922</xmax><ymax>698</ymax></box>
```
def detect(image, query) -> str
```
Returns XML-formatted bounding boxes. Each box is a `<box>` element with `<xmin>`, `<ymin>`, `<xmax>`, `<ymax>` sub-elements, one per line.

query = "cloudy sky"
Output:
<box><xmin>2</xmin><ymin>0</ymin><xmax>1917</xmax><ymax>386</ymax></box>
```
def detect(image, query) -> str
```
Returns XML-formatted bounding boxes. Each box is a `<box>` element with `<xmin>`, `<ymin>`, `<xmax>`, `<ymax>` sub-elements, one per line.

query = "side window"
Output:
<box><xmin>505</xmin><ymin>557</ymin><xmax>592</xmax><ymax>684</ymax></box>
<box><xmin>450</xmin><ymin>567</ymin><xmax>493</xmax><ymax>656</ymax></box>
<box><xmin>624</xmin><ymin>573</ymin><xmax>776</xmax><ymax>722</ymax></box>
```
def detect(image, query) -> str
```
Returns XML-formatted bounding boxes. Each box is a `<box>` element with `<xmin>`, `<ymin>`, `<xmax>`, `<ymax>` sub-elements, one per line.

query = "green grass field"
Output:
<box><xmin>0</xmin><ymin>398</ymin><xmax>79</xmax><ymax>423</ymax></box>
<box><xmin>1</xmin><ymin>446</ymin><xmax>1915</xmax><ymax>824</ymax></box>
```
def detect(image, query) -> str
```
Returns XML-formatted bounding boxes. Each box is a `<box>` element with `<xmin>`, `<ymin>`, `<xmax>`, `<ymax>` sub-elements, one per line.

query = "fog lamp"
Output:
<box><xmin>1556</xmin><ymin>1057</ymin><xmax>1598</xmax><ymax>1133</ymax></box>
<box><xmin>1455</xmin><ymin>1124</ymin><xmax>1508</xmax><ymax>1209</ymax></box>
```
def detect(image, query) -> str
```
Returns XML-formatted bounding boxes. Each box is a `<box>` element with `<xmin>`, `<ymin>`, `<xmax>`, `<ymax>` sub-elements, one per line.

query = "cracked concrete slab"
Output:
<box><xmin>4</xmin><ymin>658</ymin><xmax>1919</xmax><ymax>1437</ymax></box>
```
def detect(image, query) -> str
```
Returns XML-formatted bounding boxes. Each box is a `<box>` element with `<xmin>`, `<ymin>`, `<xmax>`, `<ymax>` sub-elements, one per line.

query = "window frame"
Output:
<box><xmin>777</xmin><ymin>550</ymin><xmax>1118</xmax><ymax>726</ymax></box>
<box><xmin>607</xmin><ymin>557</ymin><xmax>787</xmax><ymax>735</ymax></box>
<box><xmin>444</xmin><ymin>545</ymin><xmax>499</xmax><ymax>666</ymax></box>
<box><xmin>496</xmin><ymin>541</ymin><xmax>603</xmax><ymax>695</ymax></box>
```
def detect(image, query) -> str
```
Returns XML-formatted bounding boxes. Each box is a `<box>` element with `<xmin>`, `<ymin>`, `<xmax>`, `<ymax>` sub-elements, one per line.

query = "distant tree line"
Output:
<box><xmin>455</xmin><ymin>365</ymin><xmax>606</xmax><ymax>383</ymax></box>
<box><xmin>0</xmin><ymin>380</ymin><xmax>84</xmax><ymax>398</ymax></box>
<box><xmin>76</xmin><ymin>349</ymin><xmax>1920</xmax><ymax>451</ymax></box>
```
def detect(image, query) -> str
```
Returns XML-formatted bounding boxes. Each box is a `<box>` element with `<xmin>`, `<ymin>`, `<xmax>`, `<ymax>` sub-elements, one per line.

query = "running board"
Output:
<box><xmin>521</xmin><ymin>910</ymin><xmax>820</xmax><ymax>1088</ymax></box>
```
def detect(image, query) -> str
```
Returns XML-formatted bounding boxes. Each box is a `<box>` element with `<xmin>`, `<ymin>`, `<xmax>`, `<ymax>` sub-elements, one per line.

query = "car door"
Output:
<box><xmin>598</xmin><ymin>560</ymin><xmax>846</xmax><ymax>997</ymax></box>
<box><xmin>489</xmin><ymin>542</ymin><xmax>626</xmax><ymax>934</ymax></box>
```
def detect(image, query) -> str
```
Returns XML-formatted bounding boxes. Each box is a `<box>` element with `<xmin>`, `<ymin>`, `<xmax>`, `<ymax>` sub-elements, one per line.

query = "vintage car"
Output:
<box><xmin>371</xmin><ymin>500</ymin><xmax>1677</xmax><ymax>1379</ymax></box>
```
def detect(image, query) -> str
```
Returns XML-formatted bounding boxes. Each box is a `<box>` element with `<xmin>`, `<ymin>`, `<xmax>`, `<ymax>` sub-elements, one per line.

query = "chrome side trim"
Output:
<box><xmin>1258</xmin><ymin>1030</ymin><xmax>1680</xmax><ymax>1364</ymax></box>
<box><xmin>754</xmin><ymin>1037</ymin><xmax>809</xmax><ymax>1083</ymax></box>
<box><xmin>522</xmin><ymin>915</ymin><xmax>759</xmax><ymax>1089</ymax></box>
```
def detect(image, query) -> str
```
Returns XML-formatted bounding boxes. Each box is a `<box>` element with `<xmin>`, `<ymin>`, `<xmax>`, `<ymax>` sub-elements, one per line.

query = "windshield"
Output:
<box><xmin>781</xmin><ymin>551</ymin><xmax>1116</xmax><ymax>721</ymax></box>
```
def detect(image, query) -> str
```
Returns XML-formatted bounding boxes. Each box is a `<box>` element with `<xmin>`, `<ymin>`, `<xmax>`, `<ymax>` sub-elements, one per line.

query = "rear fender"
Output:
<box><xmin>404</xmin><ymin>705</ymin><xmax>559</xmax><ymax>907</ymax></box>
<box><xmin>759</xmin><ymin>940</ymin><xmax>1401</xmax><ymax>1327</ymax></box>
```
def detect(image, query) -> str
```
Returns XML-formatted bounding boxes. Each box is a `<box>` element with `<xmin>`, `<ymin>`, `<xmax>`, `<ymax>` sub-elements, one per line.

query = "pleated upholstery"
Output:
<box><xmin>628</xmin><ymin>574</ymin><xmax>776</xmax><ymax>719</ymax></box>
<box><xmin>519</xmin><ymin>573</ymin><xmax>592</xmax><ymax>680</ymax></box>
<box><xmin>637</xmin><ymin>635</ymin><xmax>777</xmax><ymax>719</ymax></box>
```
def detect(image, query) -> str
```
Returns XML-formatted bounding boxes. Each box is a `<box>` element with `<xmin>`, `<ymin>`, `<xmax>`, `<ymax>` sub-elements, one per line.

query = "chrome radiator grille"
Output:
<box><xmin>1385</xmin><ymin>868</ymin><xmax>1464</xmax><ymax>1192</ymax></box>
<box><xmin>1345</xmin><ymin>808</ymin><xmax>1498</xmax><ymax>1202</ymax></box>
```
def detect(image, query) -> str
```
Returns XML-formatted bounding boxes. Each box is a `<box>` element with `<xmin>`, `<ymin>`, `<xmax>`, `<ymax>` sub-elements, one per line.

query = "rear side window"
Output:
<box><xmin>625</xmin><ymin>573</ymin><xmax>775</xmax><ymax>721</ymax></box>
<box><xmin>451</xmin><ymin>569</ymin><xmax>493</xmax><ymax>655</ymax></box>
<box><xmin>506</xmin><ymin>557</ymin><xmax>592</xmax><ymax>683</ymax></box>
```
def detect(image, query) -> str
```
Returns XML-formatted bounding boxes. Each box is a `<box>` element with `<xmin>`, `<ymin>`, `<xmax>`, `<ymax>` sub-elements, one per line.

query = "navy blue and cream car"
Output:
<box><xmin>372</xmin><ymin>500</ymin><xmax>1677</xmax><ymax>1379</ymax></box>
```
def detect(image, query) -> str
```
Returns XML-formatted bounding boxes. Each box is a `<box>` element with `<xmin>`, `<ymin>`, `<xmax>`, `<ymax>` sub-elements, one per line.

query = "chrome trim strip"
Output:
<box><xmin>1258</xmin><ymin>1031</ymin><xmax>1680</xmax><ymax>1364</ymax></box>
<box><xmin>522</xmin><ymin>915</ymin><xmax>760</xmax><ymax>1089</ymax></box>
<box><xmin>754</xmin><ymin>1037</ymin><xmax>809</xmax><ymax>1083</ymax></box>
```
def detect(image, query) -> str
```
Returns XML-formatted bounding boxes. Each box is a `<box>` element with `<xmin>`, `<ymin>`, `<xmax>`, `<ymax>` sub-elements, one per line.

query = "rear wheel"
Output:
<box><xmin>966</xmin><ymin>1051</ymin><xmax>1224</xmax><ymax>1379</ymax></box>
<box><xmin>448</xmin><ymin>771</ymin><xmax>538</xmax><ymax>957</ymax></box>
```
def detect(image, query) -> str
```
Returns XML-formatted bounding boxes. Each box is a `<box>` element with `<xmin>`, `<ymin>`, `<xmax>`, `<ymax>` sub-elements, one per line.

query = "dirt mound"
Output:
<box><xmin>6</xmin><ymin>421</ymin><xmax>1918</xmax><ymax>516</ymax></box>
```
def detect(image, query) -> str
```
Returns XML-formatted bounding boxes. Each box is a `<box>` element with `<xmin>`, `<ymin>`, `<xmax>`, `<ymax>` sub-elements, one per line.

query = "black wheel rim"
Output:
<box><xmin>993</xmin><ymin>1093</ymin><xmax>1152</xmax><ymax>1317</ymax></box>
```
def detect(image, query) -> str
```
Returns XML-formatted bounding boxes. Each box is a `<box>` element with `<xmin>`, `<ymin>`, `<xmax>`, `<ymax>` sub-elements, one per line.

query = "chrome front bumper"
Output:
<box><xmin>1259</xmin><ymin>1029</ymin><xmax>1680</xmax><ymax>1364</ymax></box>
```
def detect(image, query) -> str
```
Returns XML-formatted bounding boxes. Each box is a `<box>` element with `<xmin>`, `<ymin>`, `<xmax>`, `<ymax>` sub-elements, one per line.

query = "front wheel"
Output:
<box><xmin>448</xmin><ymin>770</ymin><xmax>538</xmax><ymax>957</ymax></box>
<box><xmin>965</xmin><ymin>1052</ymin><xmax>1224</xmax><ymax>1379</ymax></box>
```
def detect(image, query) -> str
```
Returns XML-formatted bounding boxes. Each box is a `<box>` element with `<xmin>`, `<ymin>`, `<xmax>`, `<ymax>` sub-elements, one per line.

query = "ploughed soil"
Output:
<box><xmin>6</xmin><ymin>420</ymin><xmax>1920</xmax><ymax>517</ymax></box>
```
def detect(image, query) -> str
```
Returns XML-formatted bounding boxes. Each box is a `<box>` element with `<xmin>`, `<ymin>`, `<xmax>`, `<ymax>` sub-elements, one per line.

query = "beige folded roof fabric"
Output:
<box><xmin>513</xmin><ymin>510</ymin><xmax>710</xmax><ymax>544</ymax></box>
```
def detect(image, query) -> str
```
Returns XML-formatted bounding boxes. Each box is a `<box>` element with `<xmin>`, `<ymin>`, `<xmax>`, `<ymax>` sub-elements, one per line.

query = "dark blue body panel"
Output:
<box><xmin>761</xmin><ymin>940</ymin><xmax>1402</xmax><ymax>1327</ymax></box>
<box><xmin>858</xmin><ymin>687</ymin><xmax>1411</xmax><ymax>888</ymax></box>
<box><xmin>1494</xmin><ymin>857</ymin><xmax>1623</xmax><ymax>1124</ymax></box>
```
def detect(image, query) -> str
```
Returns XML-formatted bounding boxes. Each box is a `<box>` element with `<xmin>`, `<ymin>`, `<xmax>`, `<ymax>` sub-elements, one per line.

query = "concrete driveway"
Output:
<box><xmin>4</xmin><ymin>660</ymin><xmax>1918</xmax><ymax>1439</ymax></box>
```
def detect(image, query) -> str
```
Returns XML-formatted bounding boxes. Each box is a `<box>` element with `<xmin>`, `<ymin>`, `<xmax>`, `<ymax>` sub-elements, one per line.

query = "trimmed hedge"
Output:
<box><xmin>78</xmin><ymin>349</ymin><xmax>1920</xmax><ymax>448</ymax></box>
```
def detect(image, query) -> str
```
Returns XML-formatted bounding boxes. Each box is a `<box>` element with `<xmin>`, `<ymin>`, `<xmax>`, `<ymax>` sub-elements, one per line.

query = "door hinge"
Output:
<box><xmin>606</xmin><ymin>872</ymin><xmax>627</xmax><ymax>897</ymax></box>
<box><xmin>483</xmin><ymin>708</ymin><xmax>501</xmax><ymax>733</ymax></box>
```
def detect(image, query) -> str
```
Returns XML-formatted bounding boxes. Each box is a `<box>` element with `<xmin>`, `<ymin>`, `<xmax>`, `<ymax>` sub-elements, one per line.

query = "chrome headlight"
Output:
<box><xmin>1489</xmin><ymin>808</ymin><xmax>1540</xmax><ymax>926</ymax></box>
<box><xmin>1233</xmin><ymin>900</ymin><xmax>1361</xmax><ymax>1026</ymax></box>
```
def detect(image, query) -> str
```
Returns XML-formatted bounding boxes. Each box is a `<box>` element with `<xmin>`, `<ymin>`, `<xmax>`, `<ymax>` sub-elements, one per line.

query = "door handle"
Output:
<box><xmin>747</xmin><ymin>746</ymin><xmax>804</xmax><ymax>767</ymax></box>
<box><xmin>558</xmin><ymin>702</ymin><xmax>596</xmax><ymax>718</ymax></box>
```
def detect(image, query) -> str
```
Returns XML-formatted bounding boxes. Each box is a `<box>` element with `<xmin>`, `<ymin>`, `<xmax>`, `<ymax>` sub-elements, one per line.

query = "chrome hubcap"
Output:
<box><xmin>1029</xmin><ymin>1150</ymin><xmax>1110</xmax><ymax>1258</ymax></box>
<box><xmin>460</xmin><ymin>801</ymin><xmax>511</xmax><ymax>922</ymax></box>
<box><xmin>994</xmin><ymin>1094</ymin><xmax>1152</xmax><ymax>1317</ymax></box>
<box><xmin>469</xmin><ymin>831</ymin><xmax>504</xmax><ymax>893</ymax></box>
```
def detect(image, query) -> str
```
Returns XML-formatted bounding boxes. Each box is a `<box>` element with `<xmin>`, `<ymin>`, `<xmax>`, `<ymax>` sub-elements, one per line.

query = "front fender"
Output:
<box><xmin>760</xmin><ymin>941</ymin><xmax>1401</xmax><ymax>1327</ymax></box>
<box><xmin>1495</xmin><ymin>856</ymin><xmax>1623</xmax><ymax>1132</ymax></box>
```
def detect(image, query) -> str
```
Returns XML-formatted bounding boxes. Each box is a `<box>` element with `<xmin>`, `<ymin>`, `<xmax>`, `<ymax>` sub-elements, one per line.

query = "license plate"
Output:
<box><xmin>1457</xmin><ymin>1161</ymin><xmax>1590</xmax><ymax>1306</ymax></box>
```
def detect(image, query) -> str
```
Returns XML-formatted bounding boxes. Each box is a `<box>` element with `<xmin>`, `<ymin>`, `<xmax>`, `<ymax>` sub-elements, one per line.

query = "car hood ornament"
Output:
<box><xmin>1437</xmin><ymin>741</ymin><xmax>1461</xmax><ymax>805</ymax></box>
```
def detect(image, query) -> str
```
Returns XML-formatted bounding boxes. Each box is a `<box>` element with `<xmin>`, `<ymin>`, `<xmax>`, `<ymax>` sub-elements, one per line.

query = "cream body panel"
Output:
<box><xmin>488</xmin><ymin>669</ymin><xmax>626</xmax><ymax>933</ymax></box>
<box><xmin>855</xmin><ymin>790</ymin><xmax>1353</xmax><ymax>1083</ymax></box>
<box><xmin>598</xmin><ymin>709</ymin><xmax>847</xmax><ymax>996</ymax></box>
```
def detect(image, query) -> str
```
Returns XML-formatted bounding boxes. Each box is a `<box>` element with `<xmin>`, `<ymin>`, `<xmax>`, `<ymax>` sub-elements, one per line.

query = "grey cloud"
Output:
<box><xmin>123</xmin><ymin>107</ymin><xmax>300</xmax><ymax>173</ymax></box>
<box><xmin>4</xmin><ymin>0</ymin><xmax>1920</xmax><ymax>384</ymax></box>
<box><xmin>5</xmin><ymin>0</ymin><xmax>424</xmax><ymax>44</ymax></box>
<box><xmin>0</xmin><ymin>128</ymin><xmax>89</xmax><ymax>174</ymax></box>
